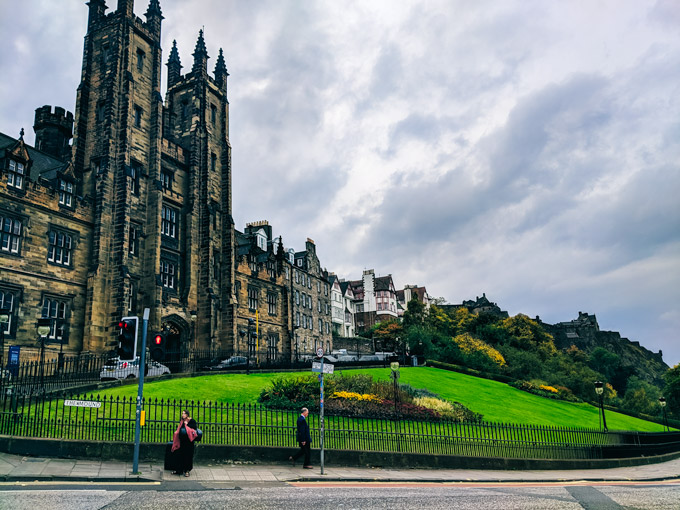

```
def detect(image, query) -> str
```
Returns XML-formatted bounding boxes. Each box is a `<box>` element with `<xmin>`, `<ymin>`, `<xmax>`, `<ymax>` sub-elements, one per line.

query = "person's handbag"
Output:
<box><xmin>195</xmin><ymin>428</ymin><xmax>203</xmax><ymax>442</ymax></box>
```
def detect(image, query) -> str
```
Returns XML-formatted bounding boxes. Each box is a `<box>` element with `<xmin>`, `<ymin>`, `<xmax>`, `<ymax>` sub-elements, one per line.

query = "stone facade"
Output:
<box><xmin>0</xmin><ymin>1</ymin><xmax>236</xmax><ymax>360</ymax></box>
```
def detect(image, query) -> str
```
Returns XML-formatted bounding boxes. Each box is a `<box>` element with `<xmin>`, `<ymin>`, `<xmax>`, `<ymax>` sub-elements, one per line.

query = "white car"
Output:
<box><xmin>99</xmin><ymin>357</ymin><xmax>170</xmax><ymax>381</ymax></box>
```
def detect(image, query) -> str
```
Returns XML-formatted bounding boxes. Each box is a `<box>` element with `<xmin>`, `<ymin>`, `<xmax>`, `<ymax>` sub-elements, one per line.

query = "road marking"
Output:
<box><xmin>289</xmin><ymin>479</ymin><xmax>680</xmax><ymax>488</ymax></box>
<box><xmin>0</xmin><ymin>481</ymin><xmax>161</xmax><ymax>487</ymax></box>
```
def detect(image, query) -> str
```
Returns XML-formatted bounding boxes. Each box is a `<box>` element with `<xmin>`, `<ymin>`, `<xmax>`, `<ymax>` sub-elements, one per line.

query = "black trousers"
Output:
<box><xmin>292</xmin><ymin>441</ymin><xmax>311</xmax><ymax>466</ymax></box>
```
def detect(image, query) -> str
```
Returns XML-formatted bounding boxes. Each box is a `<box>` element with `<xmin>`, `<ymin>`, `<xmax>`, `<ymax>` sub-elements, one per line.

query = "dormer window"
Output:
<box><xmin>7</xmin><ymin>160</ymin><xmax>24</xmax><ymax>190</ymax></box>
<box><xmin>58</xmin><ymin>179</ymin><xmax>73</xmax><ymax>207</ymax></box>
<box><xmin>256</xmin><ymin>229</ymin><xmax>266</xmax><ymax>251</ymax></box>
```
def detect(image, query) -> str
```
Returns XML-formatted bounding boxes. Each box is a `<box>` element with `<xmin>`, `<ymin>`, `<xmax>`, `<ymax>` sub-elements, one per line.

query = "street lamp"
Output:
<box><xmin>36</xmin><ymin>317</ymin><xmax>52</xmax><ymax>394</ymax></box>
<box><xmin>594</xmin><ymin>381</ymin><xmax>608</xmax><ymax>432</ymax></box>
<box><xmin>190</xmin><ymin>310</ymin><xmax>197</xmax><ymax>353</ymax></box>
<box><xmin>238</xmin><ymin>329</ymin><xmax>246</xmax><ymax>358</ymax></box>
<box><xmin>659</xmin><ymin>397</ymin><xmax>669</xmax><ymax>432</ymax></box>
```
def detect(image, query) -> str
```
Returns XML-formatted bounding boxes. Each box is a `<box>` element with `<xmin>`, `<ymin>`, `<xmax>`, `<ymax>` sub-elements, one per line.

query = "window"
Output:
<box><xmin>161</xmin><ymin>205</ymin><xmax>177</xmax><ymax>238</ymax></box>
<box><xmin>7</xmin><ymin>160</ymin><xmax>25</xmax><ymax>190</ymax></box>
<box><xmin>267</xmin><ymin>333</ymin><xmax>278</xmax><ymax>362</ymax></box>
<box><xmin>0</xmin><ymin>215</ymin><xmax>22</xmax><ymax>254</ymax></box>
<box><xmin>326</xmin><ymin>322</ymin><xmax>330</xmax><ymax>334</ymax></box>
<box><xmin>309</xmin><ymin>317</ymin><xmax>313</xmax><ymax>331</ymax></box>
<box><xmin>295</xmin><ymin>290</ymin><xmax>299</xmax><ymax>305</ymax></box>
<box><xmin>295</xmin><ymin>311</ymin><xmax>300</xmax><ymax>327</ymax></box>
<box><xmin>308</xmin><ymin>277</ymin><xmax>312</xmax><ymax>289</ymax></box>
<box><xmin>102</xmin><ymin>45</ymin><xmax>110</xmax><ymax>65</ymax></box>
<box><xmin>134</xmin><ymin>105</ymin><xmax>142</xmax><ymax>128</ymax></box>
<box><xmin>161</xmin><ymin>170</ymin><xmax>172</xmax><ymax>191</ymax></box>
<box><xmin>317</xmin><ymin>281</ymin><xmax>321</xmax><ymax>293</ymax></box>
<box><xmin>47</xmin><ymin>230</ymin><xmax>73</xmax><ymax>267</ymax></box>
<box><xmin>211</xmin><ymin>152</ymin><xmax>217</xmax><ymax>172</ymax></box>
<box><xmin>295</xmin><ymin>270</ymin><xmax>299</xmax><ymax>284</ymax></box>
<box><xmin>325</xmin><ymin>284</ymin><xmax>328</xmax><ymax>296</ymax></box>
<box><xmin>127</xmin><ymin>280</ymin><xmax>137</xmax><ymax>314</ymax></box>
<box><xmin>0</xmin><ymin>288</ymin><xmax>17</xmax><ymax>337</ymax></box>
<box><xmin>97</xmin><ymin>101</ymin><xmax>106</xmax><ymax>123</ymax></box>
<box><xmin>160</xmin><ymin>259</ymin><xmax>176</xmax><ymax>289</ymax></box>
<box><xmin>58</xmin><ymin>179</ymin><xmax>73</xmax><ymax>207</ymax></box>
<box><xmin>136</xmin><ymin>49</ymin><xmax>145</xmax><ymax>71</ymax></box>
<box><xmin>317</xmin><ymin>300</ymin><xmax>321</xmax><ymax>312</ymax></box>
<box><xmin>285</xmin><ymin>266</ymin><xmax>289</xmax><ymax>280</ymax></box>
<box><xmin>181</xmin><ymin>100</ymin><xmax>189</xmax><ymax>125</ymax></box>
<box><xmin>248</xmin><ymin>287</ymin><xmax>258</xmax><ymax>310</ymax></box>
<box><xmin>128</xmin><ymin>225</ymin><xmax>139</xmax><ymax>256</ymax></box>
<box><xmin>41</xmin><ymin>296</ymin><xmax>67</xmax><ymax>341</ymax></box>
<box><xmin>318</xmin><ymin>318</ymin><xmax>322</xmax><ymax>332</ymax></box>
<box><xmin>210</xmin><ymin>104</ymin><xmax>217</xmax><ymax>124</ymax></box>
<box><xmin>267</xmin><ymin>292</ymin><xmax>277</xmax><ymax>315</ymax></box>
<box><xmin>297</xmin><ymin>259</ymin><xmax>302</xmax><ymax>267</ymax></box>
<box><xmin>267</xmin><ymin>262</ymin><xmax>276</xmax><ymax>278</ymax></box>
<box><xmin>302</xmin><ymin>315</ymin><xmax>307</xmax><ymax>329</ymax></box>
<box><xmin>129</xmin><ymin>163</ymin><xmax>140</xmax><ymax>195</ymax></box>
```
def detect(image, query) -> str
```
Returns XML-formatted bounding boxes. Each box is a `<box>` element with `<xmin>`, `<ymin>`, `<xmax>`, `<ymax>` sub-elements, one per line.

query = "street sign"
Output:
<box><xmin>316</xmin><ymin>347</ymin><xmax>324</xmax><ymax>358</ymax></box>
<box><xmin>64</xmin><ymin>399</ymin><xmax>102</xmax><ymax>408</ymax></box>
<box><xmin>312</xmin><ymin>362</ymin><xmax>334</xmax><ymax>374</ymax></box>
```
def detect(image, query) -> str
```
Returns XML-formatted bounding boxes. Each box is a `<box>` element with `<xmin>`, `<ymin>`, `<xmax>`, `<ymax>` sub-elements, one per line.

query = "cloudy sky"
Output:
<box><xmin>1</xmin><ymin>1</ymin><xmax>679</xmax><ymax>367</ymax></box>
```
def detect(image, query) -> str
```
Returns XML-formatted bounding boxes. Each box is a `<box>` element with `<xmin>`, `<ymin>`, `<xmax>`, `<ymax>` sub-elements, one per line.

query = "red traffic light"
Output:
<box><xmin>154</xmin><ymin>334</ymin><xmax>163</xmax><ymax>345</ymax></box>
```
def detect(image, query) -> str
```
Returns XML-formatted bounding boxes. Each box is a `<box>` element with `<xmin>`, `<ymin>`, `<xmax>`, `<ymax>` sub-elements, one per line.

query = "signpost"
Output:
<box><xmin>132</xmin><ymin>308</ymin><xmax>150</xmax><ymax>475</ymax></box>
<box><xmin>314</xmin><ymin>347</ymin><xmax>327</xmax><ymax>475</ymax></box>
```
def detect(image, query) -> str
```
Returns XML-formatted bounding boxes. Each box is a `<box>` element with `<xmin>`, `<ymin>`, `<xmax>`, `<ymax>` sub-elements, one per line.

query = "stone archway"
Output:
<box><xmin>161</xmin><ymin>314</ymin><xmax>191</xmax><ymax>372</ymax></box>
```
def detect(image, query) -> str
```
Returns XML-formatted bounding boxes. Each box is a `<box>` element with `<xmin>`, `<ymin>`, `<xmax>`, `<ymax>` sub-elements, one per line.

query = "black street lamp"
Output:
<box><xmin>36</xmin><ymin>317</ymin><xmax>52</xmax><ymax>394</ymax></box>
<box><xmin>238</xmin><ymin>329</ymin><xmax>246</xmax><ymax>358</ymax></box>
<box><xmin>594</xmin><ymin>381</ymin><xmax>608</xmax><ymax>432</ymax></box>
<box><xmin>659</xmin><ymin>397</ymin><xmax>669</xmax><ymax>432</ymax></box>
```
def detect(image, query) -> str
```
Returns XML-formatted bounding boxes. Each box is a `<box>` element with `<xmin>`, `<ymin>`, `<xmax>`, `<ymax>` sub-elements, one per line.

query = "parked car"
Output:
<box><xmin>204</xmin><ymin>356</ymin><xmax>249</xmax><ymax>371</ymax></box>
<box><xmin>336</xmin><ymin>355</ymin><xmax>358</xmax><ymax>362</ymax></box>
<box><xmin>99</xmin><ymin>357</ymin><xmax>170</xmax><ymax>381</ymax></box>
<box><xmin>358</xmin><ymin>355</ymin><xmax>380</xmax><ymax>362</ymax></box>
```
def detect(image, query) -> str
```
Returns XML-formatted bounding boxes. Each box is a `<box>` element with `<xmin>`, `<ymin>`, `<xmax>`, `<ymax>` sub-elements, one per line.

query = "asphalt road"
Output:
<box><xmin>0</xmin><ymin>482</ymin><xmax>678</xmax><ymax>509</ymax></box>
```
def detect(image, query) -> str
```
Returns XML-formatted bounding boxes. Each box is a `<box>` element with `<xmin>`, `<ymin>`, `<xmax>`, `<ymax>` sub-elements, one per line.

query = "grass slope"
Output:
<box><xmin>89</xmin><ymin>366</ymin><xmax>667</xmax><ymax>432</ymax></box>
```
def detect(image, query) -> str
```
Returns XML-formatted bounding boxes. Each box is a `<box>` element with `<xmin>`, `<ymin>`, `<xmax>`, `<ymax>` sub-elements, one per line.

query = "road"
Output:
<box><xmin>0</xmin><ymin>480</ymin><xmax>678</xmax><ymax>509</ymax></box>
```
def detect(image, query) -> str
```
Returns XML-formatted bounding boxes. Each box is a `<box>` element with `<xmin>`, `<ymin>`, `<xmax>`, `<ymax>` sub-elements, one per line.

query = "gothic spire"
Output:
<box><xmin>167</xmin><ymin>40</ymin><xmax>182</xmax><ymax>88</ymax></box>
<box><xmin>192</xmin><ymin>29</ymin><xmax>209</xmax><ymax>74</ymax></box>
<box><xmin>145</xmin><ymin>0</ymin><xmax>162</xmax><ymax>17</ymax></box>
<box><xmin>214</xmin><ymin>48</ymin><xmax>229</xmax><ymax>91</ymax></box>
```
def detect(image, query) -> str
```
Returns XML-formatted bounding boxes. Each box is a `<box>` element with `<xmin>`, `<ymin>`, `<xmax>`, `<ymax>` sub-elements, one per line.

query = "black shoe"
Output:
<box><xmin>303</xmin><ymin>465</ymin><xmax>313</xmax><ymax>469</ymax></box>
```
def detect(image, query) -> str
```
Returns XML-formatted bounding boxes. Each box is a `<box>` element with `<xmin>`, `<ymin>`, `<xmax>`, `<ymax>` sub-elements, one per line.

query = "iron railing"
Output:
<box><xmin>2</xmin><ymin>393</ymin><xmax>677</xmax><ymax>459</ymax></box>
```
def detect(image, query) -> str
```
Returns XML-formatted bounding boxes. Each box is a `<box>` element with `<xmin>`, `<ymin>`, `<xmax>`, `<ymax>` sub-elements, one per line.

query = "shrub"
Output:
<box><xmin>453</xmin><ymin>333</ymin><xmax>506</xmax><ymax>367</ymax></box>
<box><xmin>414</xmin><ymin>396</ymin><xmax>483</xmax><ymax>422</ymax></box>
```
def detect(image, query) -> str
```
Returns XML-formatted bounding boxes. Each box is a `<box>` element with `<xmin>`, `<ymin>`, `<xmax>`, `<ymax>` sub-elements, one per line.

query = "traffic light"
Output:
<box><xmin>150</xmin><ymin>331</ymin><xmax>166</xmax><ymax>362</ymax></box>
<box><xmin>117</xmin><ymin>316</ymin><xmax>139</xmax><ymax>361</ymax></box>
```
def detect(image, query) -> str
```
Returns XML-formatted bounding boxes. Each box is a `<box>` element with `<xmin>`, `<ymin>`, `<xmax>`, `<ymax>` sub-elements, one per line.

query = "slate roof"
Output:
<box><xmin>0</xmin><ymin>132</ymin><xmax>68</xmax><ymax>181</ymax></box>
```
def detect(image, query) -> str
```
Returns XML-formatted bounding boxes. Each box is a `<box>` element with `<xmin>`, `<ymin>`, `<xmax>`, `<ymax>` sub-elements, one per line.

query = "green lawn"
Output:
<box><xmin>86</xmin><ymin>366</ymin><xmax>668</xmax><ymax>432</ymax></box>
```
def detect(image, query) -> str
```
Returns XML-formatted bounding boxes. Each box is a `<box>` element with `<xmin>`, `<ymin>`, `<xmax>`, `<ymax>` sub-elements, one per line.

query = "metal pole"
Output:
<box><xmin>600</xmin><ymin>394</ymin><xmax>608</xmax><ymax>432</ymax></box>
<box><xmin>132</xmin><ymin>308</ymin><xmax>149</xmax><ymax>474</ymax></box>
<box><xmin>320</xmin><ymin>354</ymin><xmax>324</xmax><ymax>475</ymax></box>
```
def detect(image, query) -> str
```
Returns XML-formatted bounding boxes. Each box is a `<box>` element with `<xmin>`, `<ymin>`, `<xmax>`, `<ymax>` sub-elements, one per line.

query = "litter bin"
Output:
<box><xmin>164</xmin><ymin>441</ymin><xmax>176</xmax><ymax>471</ymax></box>
<box><xmin>412</xmin><ymin>356</ymin><xmax>418</xmax><ymax>367</ymax></box>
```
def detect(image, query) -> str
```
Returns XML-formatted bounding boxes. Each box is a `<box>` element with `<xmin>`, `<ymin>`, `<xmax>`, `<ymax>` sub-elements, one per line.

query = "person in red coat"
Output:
<box><xmin>171</xmin><ymin>410</ymin><xmax>198</xmax><ymax>476</ymax></box>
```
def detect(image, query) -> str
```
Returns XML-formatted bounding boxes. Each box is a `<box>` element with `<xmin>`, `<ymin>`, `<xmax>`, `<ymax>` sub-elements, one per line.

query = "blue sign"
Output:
<box><xmin>7</xmin><ymin>345</ymin><xmax>20</xmax><ymax>377</ymax></box>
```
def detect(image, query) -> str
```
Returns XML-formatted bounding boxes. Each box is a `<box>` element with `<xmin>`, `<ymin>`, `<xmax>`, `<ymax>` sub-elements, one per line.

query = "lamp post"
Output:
<box><xmin>594</xmin><ymin>381</ymin><xmax>608</xmax><ymax>432</ymax></box>
<box><xmin>0</xmin><ymin>304</ymin><xmax>10</xmax><ymax>391</ymax></box>
<box><xmin>659</xmin><ymin>397</ymin><xmax>669</xmax><ymax>432</ymax></box>
<box><xmin>36</xmin><ymin>318</ymin><xmax>52</xmax><ymax>394</ymax></box>
<box><xmin>190</xmin><ymin>310</ymin><xmax>197</xmax><ymax>352</ymax></box>
<box><xmin>238</xmin><ymin>329</ymin><xmax>246</xmax><ymax>358</ymax></box>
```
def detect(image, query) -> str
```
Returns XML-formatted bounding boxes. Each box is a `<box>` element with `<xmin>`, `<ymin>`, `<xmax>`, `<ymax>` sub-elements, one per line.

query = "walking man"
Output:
<box><xmin>290</xmin><ymin>407</ymin><xmax>312</xmax><ymax>468</ymax></box>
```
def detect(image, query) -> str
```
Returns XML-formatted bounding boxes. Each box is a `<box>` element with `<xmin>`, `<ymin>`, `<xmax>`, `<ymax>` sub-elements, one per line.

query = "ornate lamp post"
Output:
<box><xmin>659</xmin><ymin>397</ymin><xmax>669</xmax><ymax>432</ymax></box>
<box><xmin>190</xmin><ymin>311</ymin><xmax>197</xmax><ymax>352</ymax></box>
<box><xmin>594</xmin><ymin>381</ymin><xmax>608</xmax><ymax>432</ymax></box>
<box><xmin>36</xmin><ymin>318</ymin><xmax>52</xmax><ymax>394</ymax></box>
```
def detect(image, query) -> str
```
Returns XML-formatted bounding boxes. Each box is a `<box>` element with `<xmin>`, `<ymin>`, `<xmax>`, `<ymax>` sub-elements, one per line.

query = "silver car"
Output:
<box><xmin>99</xmin><ymin>357</ymin><xmax>170</xmax><ymax>381</ymax></box>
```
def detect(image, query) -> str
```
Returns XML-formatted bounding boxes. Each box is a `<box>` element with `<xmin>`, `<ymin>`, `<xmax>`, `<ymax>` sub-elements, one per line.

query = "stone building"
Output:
<box><xmin>349</xmin><ymin>269</ymin><xmax>397</xmax><ymax>334</ymax></box>
<box><xmin>0</xmin><ymin>0</ymin><xmax>237</xmax><ymax>360</ymax></box>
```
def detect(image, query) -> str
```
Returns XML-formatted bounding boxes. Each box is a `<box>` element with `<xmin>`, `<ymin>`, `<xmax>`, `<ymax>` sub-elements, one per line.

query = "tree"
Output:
<box><xmin>500</xmin><ymin>314</ymin><xmax>556</xmax><ymax>360</ymax></box>
<box><xmin>372</xmin><ymin>319</ymin><xmax>403</xmax><ymax>352</ymax></box>
<box><xmin>664</xmin><ymin>364</ymin><xmax>680</xmax><ymax>417</ymax></box>
<box><xmin>402</xmin><ymin>297</ymin><xmax>427</xmax><ymax>330</ymax></box>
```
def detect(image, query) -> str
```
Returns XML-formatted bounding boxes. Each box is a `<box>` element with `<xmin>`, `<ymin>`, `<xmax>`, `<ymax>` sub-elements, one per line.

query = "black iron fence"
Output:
<box><xmin>1</xmin><ymin>393</ymin><xmax>678</xmax><ymax>459</ymax></box>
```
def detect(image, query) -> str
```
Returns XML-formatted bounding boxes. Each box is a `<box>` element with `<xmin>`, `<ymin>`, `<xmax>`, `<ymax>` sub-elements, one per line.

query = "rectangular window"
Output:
<box><xmin>161</xmin><ymin>170</ymin><xmax>172</xmax><ymax>191</ymax></box>
<box><xmin>319</xmin><ymin>318</ymin><xmax>323</xmax><ymax>332</ymax></box>
<box><xmin>267</xmin><ymin>334</ymin><xmax>278</xmax><ymax>362</ymax></box>
<box><xmin>295</xmin><ymin>290</ymin><xmax>299</xmax><ymax>305</ymax></box>
<box><xmin>58</xmin><ymin>179</ymin><xmax>73</xmax><ymax>207</ymax></box>
<box><xmin>41</xmin><ymin>296</ymin><xmax>67</xmax><ymax>341</ymax></box>
<box><xmin>161</xmin><ymin>205</ymin><xmax>177</xmax><ymax>238</ymax></box>
<box><xmin>97</xmin><ymin>101</ymin><xmax>106</xmax><ymax>123</ymax></box>
<box><xmin>248</xmin><ymin>287</ymin><xmax>258</xmax><ymax>311</ymax></box>
<box><xmin>47</xmin><ymin>230</ymin><xmax>73</xmax><ymax>267</ymax></box>
<box><xmin>308</xmin><ymin>277</ymin><xmax>312</xmax><ymax>289</ymax></box>
<box><xmin>211</xmin><ymin>152</ymin><xmax>217</xmax><ymax>172</ymax></box>
<box><xmin>129</xmin><ymin>163</ymin><xmax>140</xmax><ymax>195</ymax></box>
<box><xmin>285</xmin><ymin>266</ymin><xmax>290</xmax><ymax>280</ymax></box>
<box><xmin>7</xmin><ymin>160</ymin><xmax>25</xmax><ymax>190</ymax></box>
<box><xmin>134</xmin><ymin>105</ymin><xmax>142</xmax><ymax>128</ymax></box>
<box><xmin>127</xmin><ymin>280</ymin><xmax>137</xmax><ymax>314</ymax></box>
<box><xmin>211</xmin><ymin>104</ymin><xmax>217</xmax><ymax>124</ymax></box>
<box><xmin>296</xmin><ymin>311</ymin><xmax>300</xmax><ymax>327</ymax></box>
<box><xmin>325</xmin><ymin>284</ymin><xmax>328</xmax><ymax>296</ymax></box>
<box><xmin>267</xmin><ymin>292</ymin><xmax>277</xmax><ymax>315</ymax></box>
<box><xmin>0</xmin><ymin>215</ymin><xmax>22</xmax><ymax>254</ymax></box>
<box><xmin>102</xmin><ymin>45</ymin><xmax>110</xmax><ymax>65</ymax></box>
<box><xmin>317</xmin><ymin>300</ymin><xmax>321</xmax><ymax>312</ymax></box>
<box><xmin>310</xmin><ymin>316</ymin><xmax>313</xmax><ymax>331</ymax></box>
<box><xmin>294</xmin><ymin>270</ymin><xmax>299</xmax><ymax>284</ymax></box>
<box><xmin>0</xmin><ymin>288</ymin><xmax>17</xmax><ymax>337</ymax></box>
<box><xmin>136</xmin><ymin>49</ymin><xmax>145</xmax><ymax>71</ymax></box>
<box><xmin>317</xmin><ymin>281</ymin><xmax>321</xmax><ymax>293</ymax></box>
<box><xmin>302</xmin><ymin>315</ymin><xmax>307</xmax><ymax>329</ymax></box>
<box><xmin>160</xmin><ymin>259</ymin><xmax>176</xmax><ymax>289</ymax></box>
<box><xmin>128</xmin><ymin>225</ymin><xmax>139</xmax><ymax>256</ymax></box>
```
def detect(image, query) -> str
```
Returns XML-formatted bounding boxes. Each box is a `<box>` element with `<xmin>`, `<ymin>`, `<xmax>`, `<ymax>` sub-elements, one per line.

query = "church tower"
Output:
<box><xmin>71</xmin><ymin>0</ymin><xmax>165</xmax><ymax>351</ymax></box>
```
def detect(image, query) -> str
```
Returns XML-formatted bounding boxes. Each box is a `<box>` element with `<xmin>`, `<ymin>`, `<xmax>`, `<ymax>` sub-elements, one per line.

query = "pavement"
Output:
<box><xmin>0</xmin><ymin>452</ymin><xmax>679</xmax><ymax>484</ymax></box>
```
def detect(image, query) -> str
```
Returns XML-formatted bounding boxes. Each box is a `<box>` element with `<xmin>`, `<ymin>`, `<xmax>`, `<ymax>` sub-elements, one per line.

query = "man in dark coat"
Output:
<box><xmin>290</xmin><ymin>407</ymin><xmax>312</xmax><ymax>468</ymax></box>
